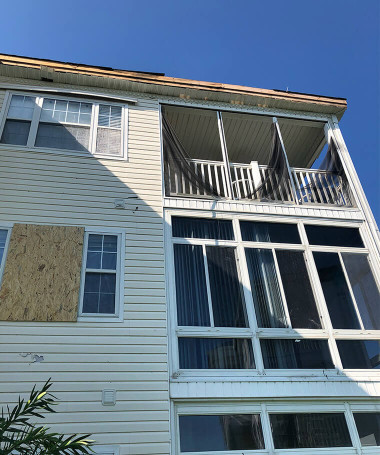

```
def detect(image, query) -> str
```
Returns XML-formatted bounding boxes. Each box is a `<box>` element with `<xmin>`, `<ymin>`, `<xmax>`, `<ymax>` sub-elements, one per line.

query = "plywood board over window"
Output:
<box><xmin>0</xmin><ymin>224</ymin><xmax>84</xmax><ymax>321</ymax></box>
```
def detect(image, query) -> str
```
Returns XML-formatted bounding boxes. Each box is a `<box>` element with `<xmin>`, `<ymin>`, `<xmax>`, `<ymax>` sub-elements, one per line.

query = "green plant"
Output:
<box><xmin>0</xmin><ymin>379</ymin><xmax>94</xmax><ymax>455</ymax></box>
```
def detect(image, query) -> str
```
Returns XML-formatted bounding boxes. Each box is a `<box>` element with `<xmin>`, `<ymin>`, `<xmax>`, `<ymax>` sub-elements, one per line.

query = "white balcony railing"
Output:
<box><xmin>165</xmin><ymin>159</ymin><xmax>354</xmax><ymax>207</ymax></box>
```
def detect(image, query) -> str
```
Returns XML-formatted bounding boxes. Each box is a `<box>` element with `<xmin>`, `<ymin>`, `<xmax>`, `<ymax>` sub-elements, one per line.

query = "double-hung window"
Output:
<box><xmin>169</xmin><ymin>215</ymin><xmax>380</xmax><ymax>375</ymax></box>
<box><xmin>0</xmin><ymin>93</ymin><xmax>127</xmax><ymax>158</ymax></box>
<box><xmin>79</xmin><ymin>230</ymin><xmax>124</xmax><ymax>320</ymax></box>
<box><xmin>0</xmin><ymin>228</ymin><xmax>10</xmax><ymax>283</ymax></box>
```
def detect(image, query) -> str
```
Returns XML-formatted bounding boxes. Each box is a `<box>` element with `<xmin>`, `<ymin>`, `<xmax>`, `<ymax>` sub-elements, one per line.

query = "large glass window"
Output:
<box><xmin>0</xmin><ymin>93</ymin><xmax>127</xmax><ymax>157</ymax></box>
<box><xmin>269</xmin><ymin>413</ymin><xmax>352</xmax><ymax>449</ymax></box>
<box><xmin>179</xmin><ymin>414</ymin><xmax>265</xmax><ymax>452</ymax></box>
<box><xmin>170</xmin><ymin>216</ymin><xmax>380</xmax><ymax>374</ymax></box>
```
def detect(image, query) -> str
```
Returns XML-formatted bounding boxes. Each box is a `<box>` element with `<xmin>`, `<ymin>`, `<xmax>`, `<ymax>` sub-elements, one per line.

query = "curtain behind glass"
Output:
<box><xmin>342</xmin><ymin>253</ymin><xmax>380</xmax><ymax>330</ymax></box>
<box><xmin>245</xmin><ymin>248</ymin><xmax>287</xmax><ymax>328</ymax></box>
<box><xmin>178</xmin><ymin>338</ymin><xmax>254</xmax><ymax>369</ymax></box>
<box><xmin>174</xmin><ymin>244</ymin><xmax>210</xmax><ymax>326</ymax></box>
<box><xmin>206</xmin><ymin>246</ymin><xmax>247</xmax><ymax>327</ymax></box>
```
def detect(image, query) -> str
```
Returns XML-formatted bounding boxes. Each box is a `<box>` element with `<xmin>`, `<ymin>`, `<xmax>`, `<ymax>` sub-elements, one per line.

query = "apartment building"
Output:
<box><xmin>0</xmin><ymin>53</ymin><xmax>379</xmax><ymax>455</ymax></box>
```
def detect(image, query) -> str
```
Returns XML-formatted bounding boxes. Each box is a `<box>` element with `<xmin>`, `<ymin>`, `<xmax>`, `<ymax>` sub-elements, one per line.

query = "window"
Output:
<box><xmin>79</xmin><ymin>231</ymin><xmax>123</xmax><ymax>319</ymax></box>
<box><xmin>179</xmin><ymin>414</ymin><xmax>265</xmax><ymax>452</ymax></box>
<box><xmin>0</xmin><ymin>228</ymin><xmax>10</xmax><ymax>281</ymax></box>
<box><xmin>269</xmin><ymin>412</ymin><xmax>352</xmax><ymax>449</ymax></box>
<box><xmin>0</xmin><ymin>93</ymin><xmax>127</xmax><ymax>158</ymax></box>
<box><xmin>353</xmin><ymin>413</ymin><xmax>380</xmax><ymax>447</ymax></box>
<box><xmin>169</xmin><ymin>216</ymin><xmax>380</xmax><ymax>374</ymax></box>
<box><xmin>176</xmin><ymin>403</ymin><xmax>379</xmax><ymax>454</ymax></box>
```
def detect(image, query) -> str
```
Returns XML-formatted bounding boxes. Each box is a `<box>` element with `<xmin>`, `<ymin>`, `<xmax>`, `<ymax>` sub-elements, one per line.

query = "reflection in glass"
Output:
<box><xmin>342</xmin><ymin>253</ymin><xmax>380</xmax><ymax>329</ymax></box>
<box><xmin>261</xmin><ymin>339</ymin><xmax>334</xmax><ymax>369</ymax></box>
<box><xmin>179</xmin><ymin>338</ymin><xmax>254</xmax><ymax>369</ymax></box>
<box><xmin>354</xmin><ymin>413</ymin><xmax>380</xmax><ymax>446</ymax></box>
<box><xmin>313</xmin><ymin>252</ymin><xmax>360</xmax><ymax>329</ymax></box>
<box><xmin>270</xmin><ymin>413</ymin><xmax>352</xmax><ymax>448</ymax></box>
<box><xmin>305</xmin><ymin>225</ymin><xmax>364</xmax><ymax>247</ymax></box>
<box><xmin>245</xmin><ymin>248</ymin><xmax>287</xmax><ymax>328</ymax></box>
<box><xmin>179</xmin><ymin>414</ymin><xmax>265</xmax><ymax>452</ymax></box>
<box><xmin>276</xmin><ymin>250</ymin><xmax>321</xmax><ymax>329</ymax></box>
<box><xmin>337</xmin><ymin>340</ymin><xmax>380</xmax><ymax>369</ymax></box>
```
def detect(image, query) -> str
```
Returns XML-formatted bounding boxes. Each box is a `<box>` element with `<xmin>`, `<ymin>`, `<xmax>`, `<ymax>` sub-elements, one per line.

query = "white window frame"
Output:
<box><xmin>0</xmin><ymin>224</ymin><xmax>12</xmax><ymax>285</ymax></box>
<box><xmin>174</xmin><ymin>401</ymin><xmax>380</xmax><ymax>455</ymax></box>
<box><xmin>0</xmin><ymin>90</ymin><xmax>129</xmax><ymax>160</ymax></box>
<box><xmin>165</xmin><ymin>210</ymin><xmax>380</xmax><ymax>380</ymax></box>
<box><xmin>78</xmin><ymin>227</ymin><xmax>125</xmax><ymax>322</ymax></box>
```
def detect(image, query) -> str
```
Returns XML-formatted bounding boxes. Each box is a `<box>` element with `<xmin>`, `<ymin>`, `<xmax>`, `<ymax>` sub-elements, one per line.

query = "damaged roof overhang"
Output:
<box><xmin>0</xmin><ymin>53</ymin><xmax>347</xmax><ymax>120</ymax></box>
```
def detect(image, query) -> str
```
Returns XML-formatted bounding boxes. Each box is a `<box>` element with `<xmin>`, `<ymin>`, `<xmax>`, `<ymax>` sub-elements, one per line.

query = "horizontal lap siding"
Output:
<box><xmin>0</xmin><ymin>91</ymin><xmax>170</xmax><ymax>455</ymax></box>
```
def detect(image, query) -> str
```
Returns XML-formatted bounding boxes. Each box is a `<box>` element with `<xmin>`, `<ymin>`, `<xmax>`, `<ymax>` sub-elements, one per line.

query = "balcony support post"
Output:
<box><xmin>272</xmin><ymin>117</ymin><xmax>299</xmax><ymax>204</ymax></box>
<box><xmin>327</xmin><ymin>118</ymin><xmax>380</xmax><ymax>258</ymax></box>
<box><xmin>217</xmin><ymin>111</ymin><xmax>234</xmax><ymax>199</ymax></box>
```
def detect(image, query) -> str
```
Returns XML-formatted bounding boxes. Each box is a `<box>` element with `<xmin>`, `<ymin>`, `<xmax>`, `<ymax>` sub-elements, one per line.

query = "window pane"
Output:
<box><xmin>305</xmin><ymin>225</ymin><xmax>364</xmax><ymax>247</ymax></box>
<box><xmin>270</xmin><ymin>413</ymin><xmax>352</xmax><ymax>448</ymax></box>
<box><xmin>179</xmin><ymin>414</ymin><xmax>265</xmax><ymax>452</ymax></box>
<box><xmin>0</xmin><ymin>229</ymin><xmax>7</xmax><ymax>264</ymax></box>
<box><xmin>276</xmin><ymin>250</ymin><xmax>322</xmax><ymax>329</ymax></box>
<box><xmin>174</xmin><ymin>244</ymin><xmax>210</xmax><ymax>326</ymax></box>
<box><xmin>0</xmin><ymin>119</ymin><xmax>30</xmax><ymax>145</ymax></box>
<box><xmin>83</xmin><ymin>272</ymin><xmax>116</xmax><ymax>314</ymax></box>
<box><xmin>8</xmin><ymin>95</ymin><xmax>35</xmax><ymax>120</ymax></box>
<box><xmin>206</xmin><ymin>246</ymin><xmax>247</xmax><ymax>327</ymax></box>
<box><xmin>240</xmin><ymin>220</ymin><xmax>301</xmax><ymax>244</ymax></box>
<box><xmin>98</xmin><ymin>104</ymin><xmax>122</xmax><ymax>128</ymax></box>
<box><xmin>261</xmin><ymin>339</ymin><xmax>334</xmax><ymax>369</ymax></box>
<box><xmin>41</xmin><ymin>98</ymin><xmax>91</xmax><ymax>125</ymax></box>
<box><xmin>337</xmin><ymin>340</ymin><xmax>380</xmax><ymax>369</ymax></box>
<box><xmin>96</xmin><ymin>128</ymin><xmax>122</xmax><ymax>156</ymax></box>
<box><xmin>354</xmin><ymin>413</ymin><xmax>380</xmax><ymax>447</ymax></box>
<box><xmin>179</xmin><ymin>338</ymin><xmax>254</xmax><ymax>369</ymax></box>
<box><xmin>172</xmin><ymin>217</ymin><xmax>234</xmax><ymax>240</ymax></box>
<box><xmin>35</xmin><ymin>123</ymin><xmax>90</xmax><ymax>151</ymax></box>
<box><xmin>313</xmin><ymin>252</ymin><xmax>361</xmax><ymax>329</ymax></box>
<box><xmin>342</xmin><ymin>253</ymin><xmax>380</xmax><ymax>330</ymax></box>
<box><xmin>88</xmin><ymin>234</ymin><xmax>103</xmax><ymax>251</ymax></box>
<box><xmin>245</xmin><ymin>248</ymin><xmax>287</xmax><ymax>328</ymax></box>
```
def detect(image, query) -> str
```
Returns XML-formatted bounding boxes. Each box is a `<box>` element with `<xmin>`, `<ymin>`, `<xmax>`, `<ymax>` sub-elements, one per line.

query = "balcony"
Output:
<box><xmin>162</xmin><ymin>105</ymin><xmax>354</xmax><ymax>207</ymax></box>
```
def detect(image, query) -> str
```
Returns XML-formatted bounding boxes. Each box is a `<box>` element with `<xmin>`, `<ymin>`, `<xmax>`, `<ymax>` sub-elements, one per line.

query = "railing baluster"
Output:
<box><xmin>214</xmin><ymin>163</ymin><xmax>221</xmax><ymax>196</ymax></box>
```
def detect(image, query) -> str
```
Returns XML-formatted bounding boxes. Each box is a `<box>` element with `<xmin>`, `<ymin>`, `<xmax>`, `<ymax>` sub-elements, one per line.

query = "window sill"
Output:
<box><xmin>77</xmin><ymin>314</ymin><xmax>124</xmax><ymax>323</ymax></box>
<box><xmin>0</xmin><ymin>143</ymin><xmax>128</xmax><ymax>162</ymax></box>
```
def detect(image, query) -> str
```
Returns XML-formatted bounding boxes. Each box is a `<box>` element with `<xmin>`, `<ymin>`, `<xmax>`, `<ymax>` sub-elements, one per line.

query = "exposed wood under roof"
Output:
<box><xmin>0</xmin><ymin>53</ymin><xmax>347</xmax><ymax>120</ymax></box>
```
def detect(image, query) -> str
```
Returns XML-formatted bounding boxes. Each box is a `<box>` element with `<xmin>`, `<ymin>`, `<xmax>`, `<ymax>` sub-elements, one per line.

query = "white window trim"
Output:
<box><xmin>0</xmin><ymin>90</ymin><xmax>129</xmax><ymax>160</ymax></box>
<box><xmin>92</xmin><ymin>445</ymin><xmax>119</xmax><ymax>455</ymax></box>
<box><xmin>0</xmin><ymin>224</ymin><xmax>12</xmax><ymax>285</ymax></box>
<box><xmin>165</xmin><ymin>210</ymin><xmax>380</xmax><ymax>381</ymax></box>
<box><xmin>174</xmin><ymin>401</ymin><xmax>380</xmax><ymax>455</ymax></box>
<box><xmin>78</xmin><ymin>227</ymin><xmax>125</xmax><ymax>323</ymax></box>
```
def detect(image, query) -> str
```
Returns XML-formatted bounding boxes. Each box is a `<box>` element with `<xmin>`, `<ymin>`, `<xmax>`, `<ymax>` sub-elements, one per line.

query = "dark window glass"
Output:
<box><xmin>354</xmin><ymin>413</ymin><xmax>380</xmax><ymax>447</ymax></box>
<box><xmin>240</xmin><ymin>220</ymin><xmax>301</xmax><ymax>244</ymax></box>
<box><xmin>179</xmin><ymin>338</ymin><xmax>255</xmax><ymax>369</ymax></box>
<box><xmin>245</xmin><ymin>248</ymin><xmax>287</xmax><ymax>328</ymax></box>
<box><xmin>276</xmin><ymin>250</ymin><xmax>322</xmax><ymax>329</ymax></box>
<box><xmin>179</xmin><ymin>414</ymin><xmax>265</xmax><ymax>452</ymax></box>
<box><xmin>270</xmin><ymin>413</ymin><xmax>352</xmax><ymax>448</ymax></box>
<box><xmin>206</xmin><ymin>246</ymin><xmax>247</xmax><ymax>327</ymax></box>
<box><xmin>172</xmin><ymin>217</ymin><xmax>234</xmax><ymax>240</ymax></box>
<box><xmin>337</xmin><ymin>340</ymin><xmax>380</xmax><ymax>369</ymax></box>
<box><xmin>342</xmin><ymin>253</ymin><xmax>380</xmax><ymax>330</ymax></box>
<box><xmin>305</xmin><ymin>225</ymin><xmax>364</xmax><ymax>247</ymax></box>
<box><xmin>174</xmin><ymin>244</ymin><xmax>210</xmax><ymax>326</ymax></box>
<box><xmin>313</xmin><ymin>252</ymin><xmax>361</xmax><ymax>329</ymax></box>
<box><xmin>261</xmin><ymin>339</ymin><xmax>334</xmax><ymax>369</ymax></box>
<box><xmin>0</xmin><ymin>119</ymin><xmax>30</xmax><ymax>145</ymax></box>
<box><xmin>83</xmin><ymin>273</ymin><xmax>116</xmax><ymax>314</ymax></box>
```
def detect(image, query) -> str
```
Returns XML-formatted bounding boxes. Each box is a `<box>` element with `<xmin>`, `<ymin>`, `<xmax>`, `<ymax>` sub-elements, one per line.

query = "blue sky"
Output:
<box><xmin>1</xmin><ymin>0</ymin><xmax>379</xmax><ymax>220</ymax></box>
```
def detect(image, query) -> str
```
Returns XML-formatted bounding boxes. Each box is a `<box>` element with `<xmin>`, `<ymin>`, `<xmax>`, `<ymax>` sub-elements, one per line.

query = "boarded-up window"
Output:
<box><xmin>0</xmin><ymin>224</ymin><xmax>84</xmax><ymax>321</ymax></box>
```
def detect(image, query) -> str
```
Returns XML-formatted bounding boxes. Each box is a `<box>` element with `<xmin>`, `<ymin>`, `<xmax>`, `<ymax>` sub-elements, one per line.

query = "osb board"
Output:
<box><xmin>0</xmin><ymin>224</ymin><xmax>84</xmax><ymax>322</ymax></box>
